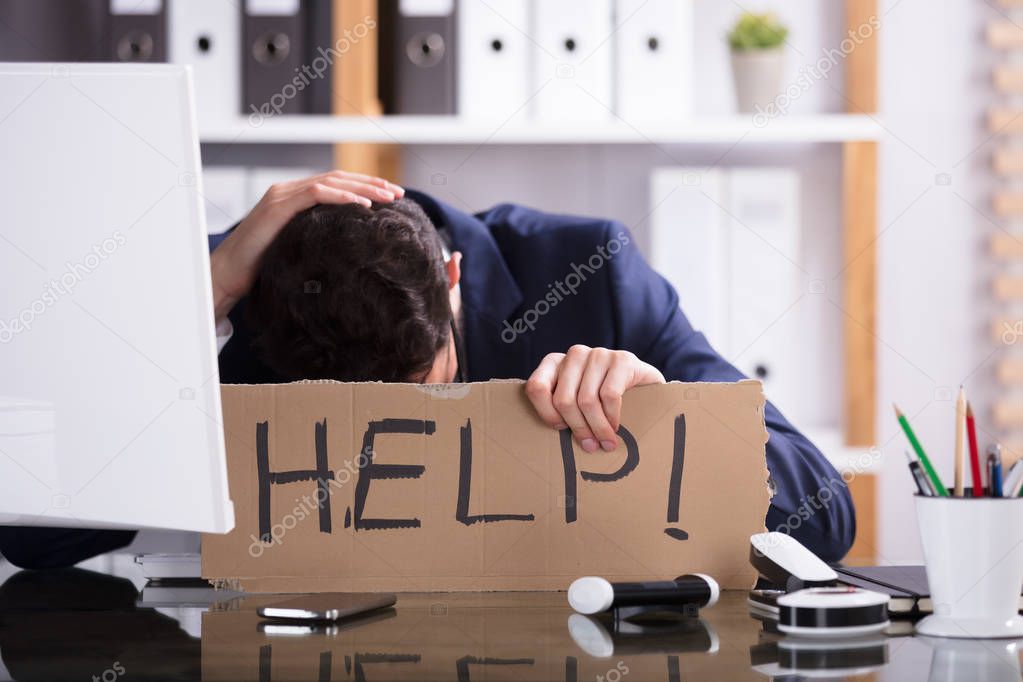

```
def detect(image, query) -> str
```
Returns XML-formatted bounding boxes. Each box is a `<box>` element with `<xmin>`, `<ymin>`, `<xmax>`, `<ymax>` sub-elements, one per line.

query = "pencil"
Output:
<box><xmin>894</xmin><ymin>404</ymin><xmax>948</xmax><ymax>496</ymax></box>
<box><xmin>954</xmin><ymin>387</ymin><xmax>966</xmax><ymax>496</ymax></box>
<box><xmin>966</xmin><ymin>402</ymin><xmax>983</xmax><ymax>497</ymax></box>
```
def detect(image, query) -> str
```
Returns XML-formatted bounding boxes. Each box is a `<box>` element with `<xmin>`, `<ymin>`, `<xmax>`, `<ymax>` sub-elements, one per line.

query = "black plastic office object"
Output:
<box><xmin>242</xmin><ymin>0</ymin><xmax>334</xmax><ymax>116</ymax></box>
<box><xmin>378</xmin><ymin>0</ymin><xmax>456</xmax><ymax>114</ymax></box>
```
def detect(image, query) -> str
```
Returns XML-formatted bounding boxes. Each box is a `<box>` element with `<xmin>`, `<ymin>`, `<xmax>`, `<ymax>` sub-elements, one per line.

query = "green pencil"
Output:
<box><xmin>895</xmin><ymin>405</ymin><xmax>948</xmax><ymax>497</ymax></box>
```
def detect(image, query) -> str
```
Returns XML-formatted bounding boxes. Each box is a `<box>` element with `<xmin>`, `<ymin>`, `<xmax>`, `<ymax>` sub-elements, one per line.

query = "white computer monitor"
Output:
<box><xmin>0</xmin><ymin>63</ymin><xmax>234</xmax><ymax>533</ymax></box>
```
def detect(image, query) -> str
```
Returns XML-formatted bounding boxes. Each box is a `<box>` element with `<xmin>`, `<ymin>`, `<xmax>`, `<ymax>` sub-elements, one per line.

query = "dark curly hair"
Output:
<box><xmin>248</xmin><ymin>199</ymin><xmax>452</xmax><ymax>382</ymax></box>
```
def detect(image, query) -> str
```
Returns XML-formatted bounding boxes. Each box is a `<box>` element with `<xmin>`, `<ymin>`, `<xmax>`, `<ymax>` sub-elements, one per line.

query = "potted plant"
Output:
<box><xmin>728</xmin><ymin>12</ymin><xmax>789</xmax><ymax>114</ymax></box>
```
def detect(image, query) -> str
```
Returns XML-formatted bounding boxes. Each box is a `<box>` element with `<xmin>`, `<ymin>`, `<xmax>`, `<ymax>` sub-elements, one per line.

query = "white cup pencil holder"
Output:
<box><xmin>915</xmin><ymin>495</ymin><xmax>1023</xmax><ymax>639</ymax></box>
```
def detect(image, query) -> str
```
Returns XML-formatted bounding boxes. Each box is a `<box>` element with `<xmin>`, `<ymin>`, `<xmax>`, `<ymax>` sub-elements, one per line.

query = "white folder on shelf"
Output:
<box><xmin>649</xmin><ymin>168</ymin><xmax>729</xmax><ymax>347</ymax></box>
<box><xmin>201</xmin><ymin>167</ymin><xmax>250</xmax><ymax>235</ymax></box>
<box><xmin>649</xmin><ymin>167</ymin><xmax>803</xmax><ymax>417</ymax></box>
<box><xmin>168</xmin><ymin>0</ymin><xmax>241</xmax><ymax>127</ymax></box>
<box><xmin>726</xmin><ymin>169</ymin><xmax>802</xmax><ymax>415</ymax></box>
<box><xmin>530</xmin><ymin>0</ymin><xmax>614</xmax><ymax>122</ymax></box>
<box><xmin>458</xmin><ymin>0</ymin><xmax>531</xmax><ymax>120</ymax></box>
<box><xmin>614</xmin><ymin>0</ymin><xmax>692</xmax><ymax>121</ymax></box>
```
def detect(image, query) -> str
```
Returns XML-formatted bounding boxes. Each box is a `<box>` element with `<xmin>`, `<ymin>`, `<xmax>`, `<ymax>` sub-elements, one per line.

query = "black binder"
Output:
<box><xmin>241</xmin><ymin>0</ymin><xmax>333</xmax><ymax>116</ymax></box>
<box><xmin>378</xmin><ymin>0</ymin><xmax>456</xmax><ymax>115</ymax></box>
<box><xmin>0</xmin><ymin>0</ymin><xmax>107</xmax><ymax>61</ymax></box>
<box><xmin>108</xmin><ymin>0</ymin><xmax>166</xmax><ymax>63</ymax></box>
<box><xmin>0</xmin><ymin>0</ymin><xmax>165</xmax><ymax>63</ymax></box>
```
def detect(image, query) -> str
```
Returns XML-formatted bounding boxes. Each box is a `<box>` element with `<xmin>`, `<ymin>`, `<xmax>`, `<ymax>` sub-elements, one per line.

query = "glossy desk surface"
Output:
<box><xmin>0</xmin><ymin>562</ymin><xmax>1020</xmax><ymax>681</ymax></box>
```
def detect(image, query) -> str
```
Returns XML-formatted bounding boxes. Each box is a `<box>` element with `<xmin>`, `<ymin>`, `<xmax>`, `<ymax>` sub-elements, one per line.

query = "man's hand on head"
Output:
<box><xmin>525</xmin><ymin>345</ymin><xmax>666</xmax><ymax>453</ymax></box>
<box><xmin>210</xmin><ymin>170</ymin><xmax>404</xmax><ymax>321</ymax></box>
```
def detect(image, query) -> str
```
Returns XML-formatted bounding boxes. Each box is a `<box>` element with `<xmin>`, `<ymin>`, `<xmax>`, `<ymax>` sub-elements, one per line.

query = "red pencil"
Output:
<box><xmin>966</xmin><ymin>402</ymin><xmax>983</xmax><ymax>496</ymax></box>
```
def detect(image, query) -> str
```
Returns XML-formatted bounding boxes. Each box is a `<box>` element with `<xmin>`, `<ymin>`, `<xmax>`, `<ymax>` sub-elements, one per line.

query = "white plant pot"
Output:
<box><xmin>730</xmin><ymin>48</ymin><xmax>786</xmax><ymax>115</ymax></box>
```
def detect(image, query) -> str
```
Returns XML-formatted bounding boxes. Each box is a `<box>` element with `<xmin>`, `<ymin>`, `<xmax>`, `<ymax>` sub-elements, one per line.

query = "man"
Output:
<box><xmin>0</xmin><ymin>170</ymin><xmax>855</xmax><ymax>568</ymax></box>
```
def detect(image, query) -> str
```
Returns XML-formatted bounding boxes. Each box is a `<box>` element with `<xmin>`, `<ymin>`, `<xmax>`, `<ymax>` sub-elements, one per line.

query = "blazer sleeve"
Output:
<box><xmin>604</xmin><ymin>222</ymin><xmax>856</xmax><ymax>563</ymax></box>
<box><xmin>208</xmin><ymin>228</ymin><xmax>233</xmax><ymax>253</ymax></box>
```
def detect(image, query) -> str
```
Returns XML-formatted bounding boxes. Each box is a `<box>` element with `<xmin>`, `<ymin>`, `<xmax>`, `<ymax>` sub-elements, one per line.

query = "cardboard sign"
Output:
<box><xmin>202</xmin><ymin>380</ymin><xmax>770</xmax><ymax>592</ymax></box>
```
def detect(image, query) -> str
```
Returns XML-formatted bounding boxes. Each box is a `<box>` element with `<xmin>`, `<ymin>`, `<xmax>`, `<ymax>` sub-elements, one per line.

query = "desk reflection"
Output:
<box><xmin>3</xmin><ymin>567</ymin><xmax>1023</xmax><ymax>681</ymax></box>
<box><xmin>0</xmin><ymin>568</ymin><xmax>200</xmax><ymax>680</ymax></box>
<box><xmin>918</xmin><ymin>636</ymin><xmax>1023</xmax><ymax>682</ymax></box>
<box><xmin>202</xmin><ymin>592</ymin><xmax>748</xmax><ymax>681</ymax></box>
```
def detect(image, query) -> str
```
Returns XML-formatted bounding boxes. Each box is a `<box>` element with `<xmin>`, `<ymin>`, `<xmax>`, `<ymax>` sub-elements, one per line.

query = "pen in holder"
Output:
<box><xmin>915</xmin><ymin>494</ymin><xmax>1023</xmax><ymax>638</ymax></box>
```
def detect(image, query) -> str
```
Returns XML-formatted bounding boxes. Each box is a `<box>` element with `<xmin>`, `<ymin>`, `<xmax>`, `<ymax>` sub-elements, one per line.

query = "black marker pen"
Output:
<box><xmin>905</xmin><ymin>451</ymin><xmax>934</xmax><ymax>496</ymax></box>
<box><xmin>567</xmin><ymin>574</ymin><xmax>720</xmax><ymax>615</ymax></box>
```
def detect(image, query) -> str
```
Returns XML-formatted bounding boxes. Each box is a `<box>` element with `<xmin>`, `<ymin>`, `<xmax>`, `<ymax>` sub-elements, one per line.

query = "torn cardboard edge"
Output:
<box><xmin>202</xmin><ymin>379</ymin><xmax>770</xmax><ymax>592</ymax></box>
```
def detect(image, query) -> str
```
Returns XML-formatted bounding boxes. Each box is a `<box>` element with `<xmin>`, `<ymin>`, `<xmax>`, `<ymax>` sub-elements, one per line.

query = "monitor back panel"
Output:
<box><xmin>0</xmin><ymin>63</ymin><xmax>233</xmax><ymax>533</ymax></box>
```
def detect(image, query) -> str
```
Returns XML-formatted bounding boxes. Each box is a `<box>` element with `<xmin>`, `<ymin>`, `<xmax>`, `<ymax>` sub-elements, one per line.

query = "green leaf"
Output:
<box><xmin>727</xmin><ymin>12</ymin><xmax>789</xmax><ymax>51</ymax></box>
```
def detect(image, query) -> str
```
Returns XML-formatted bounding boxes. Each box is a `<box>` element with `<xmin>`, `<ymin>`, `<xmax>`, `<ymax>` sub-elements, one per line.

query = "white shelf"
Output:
<box><xmin>199</xmin><ymin>114</ymin><xmax>882</xmax><ymax>146</ymax></box>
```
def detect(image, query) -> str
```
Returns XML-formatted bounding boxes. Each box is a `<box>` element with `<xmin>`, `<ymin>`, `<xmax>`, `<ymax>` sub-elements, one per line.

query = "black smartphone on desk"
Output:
<box><xmin>258</xmin><ymin>593</ymin><xmax>397</xmax><ymax>622</ymax></box>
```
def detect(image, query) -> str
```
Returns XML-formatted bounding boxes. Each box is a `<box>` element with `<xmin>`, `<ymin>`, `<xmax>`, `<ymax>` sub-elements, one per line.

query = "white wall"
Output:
<box><xmin>876</xmin><ymin>0</ymin><xmax>995</xmax><ymax>563</ymax></box>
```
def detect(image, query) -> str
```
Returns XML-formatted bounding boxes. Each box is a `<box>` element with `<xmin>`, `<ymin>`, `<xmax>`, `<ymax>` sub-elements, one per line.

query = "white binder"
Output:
<box><xmin>649</xmin><ymin>168</ymin><xmax>729</xmax><ymax>348</ymax></box>
<box><xmin>726</xmin><ymin>169</ymin><xmax>801</xmax><ymax>416</ymax></box>
<box><xmin>168</xmin><ymin>0</ymin><xmax>241</xmax><ymax>127</ymax></box>
<box><xmin>531</xmin><ymin>0</ymin><xmax>614</xmax><ymax>122</ymax></box>
<box><xmin>649</xmin><ymin>167</ymin><xmax>803</xmax><ymax>420</ymax></box>
<box><xmin>201</xmin><ymin>167</ymin><xmax>251</xmax><ymax>235</ymax></box>
<box><xmin>614</xmin><ymin>0</ymin><xmax>693</xmax><ymax>121</ymax></box>
<box><xmin>458</xmin><ymin>0</ymin><xmax>531</xmax><ymax>120</ymax></box>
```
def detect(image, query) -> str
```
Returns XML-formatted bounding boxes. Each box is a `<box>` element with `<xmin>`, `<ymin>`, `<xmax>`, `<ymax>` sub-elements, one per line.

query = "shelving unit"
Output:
<box><xmin>205</xmin><ymin>0</ymin><xmax>881</xmax><ymax>562</ymax></box>
<box><xmin>200</xmin><ymin>113</ymin><xmax>883</xmax><ymax>146</ymax></box>
<box><xmin>283</xmin><ymin>1</ymin><xmax>882</xmax><ymax>459</ymax></box>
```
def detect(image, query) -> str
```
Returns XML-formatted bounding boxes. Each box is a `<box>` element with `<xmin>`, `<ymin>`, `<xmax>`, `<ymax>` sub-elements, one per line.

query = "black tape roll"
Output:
<box><xmin>776</xmin><ymin>586</ymin><xmax>890</xmax><ymax>636</ymax></box>
<box><xmin>779</xmin><ymin>603</ymin><xmax>889</xmax><ymax>628</ymax></box>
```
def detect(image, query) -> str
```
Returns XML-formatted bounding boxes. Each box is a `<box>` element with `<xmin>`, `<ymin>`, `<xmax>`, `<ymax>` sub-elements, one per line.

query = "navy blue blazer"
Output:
<box><xmin>212</xmin><ymin>190</ymin><xmax>856</xmax><ymax>562</ymax></box>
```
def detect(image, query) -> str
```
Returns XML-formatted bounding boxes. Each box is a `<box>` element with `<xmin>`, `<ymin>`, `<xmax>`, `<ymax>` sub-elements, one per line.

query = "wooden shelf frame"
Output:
<box><xmin>842</xmin><ymin>0</ymin><xmax>879</xmax><ymax>448</ymax></box>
